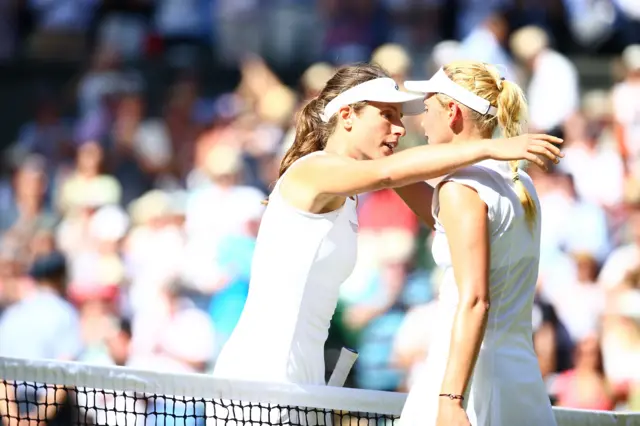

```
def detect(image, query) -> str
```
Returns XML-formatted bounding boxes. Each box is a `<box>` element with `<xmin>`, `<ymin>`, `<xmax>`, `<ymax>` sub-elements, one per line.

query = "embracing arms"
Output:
<box><xmin>282</xmin><ymin>134</ymin><xmax>561</xmax><ymax>214</ymax></box>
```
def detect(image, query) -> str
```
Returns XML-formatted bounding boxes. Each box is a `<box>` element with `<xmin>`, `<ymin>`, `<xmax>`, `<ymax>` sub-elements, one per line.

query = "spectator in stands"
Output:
<box><xmin>510</xmin><ymin>25</ymin><xmax>580</xmax><ymax>135</ymax></box>
<box><xmin>552</xmin><ymin>334</ymin><xmax>616</xmax><ymax>411</ymax></box>
<box><xmin>599</xmin><ymin>204</ymin><xmax>640</xmax><ymax>290</ymax></box>
<box><xmin>533</xmin><ymin>296</ymin><xmax>574</xmax><ymax>379</ymax></box>
<box><xmin>0</xmin><ymin>236</ymin><xmax>30</xmax><ymax>309</ymax></box>
<box><xmin>206</xmin><ymin>194</ymin><xmax>262</xmax><ymax>353</ymax></box>
<box><xmin>343</xmin><ymin>229</ymin><xmax>429</xmax><ymax>392</ymax></box>
<box><xmin>124</xmin><ymin>189</ymin><xmax>187</xmax><ymax>314</ymax></box>
<box><xmin>538</xmin><ymin>171</ymin><xmax>610</xmax><ymax>269</ymax></box>
<box><xmin>558</xmin><ymin>111</ymin><xmax>624</xmax><ymax>210</ymax></box>
<box><xmin>612</xmin><ymin>44</ymin><xmax>640</xmax><ymax>179</ymax></box>
<box><xmin>0</xmin><ymin>156</ymin><xmax>57</xmax><ymax>245</ymax></box>
<box><xmin>0</xmin><ymin>251</ymin><xmax>82</xmax><ymax>360</ymax></box>
<box><xmin>183</xmin><ymin>144</ymin><xmax>265</xmax><ymax>294</ymax></box>
<box><xmin>106</xmin><ymin>318</ymin><xmax>132</xmax><ymax>367</ymax></box>
<box><xmin>371</xmin><ymin>43</ymin><xmax>412</xmax><ymax>89</ymax></box>
<box><xmin>14</xmin><ymin>95</ymin><xmax>73</xmax><ymax>172</ymax></box>
<box><xmin>67</xmin><ymin>204</ymin><xmax>128</xmax><ymax>304</ymax></box>
<box><xmin>563</xmin><ymin>0</ymin><xmax>618</xmax><ymax>49</ymax></box>
<box><xmin>56</xmin><ymin>140</ymin><xmax>122</xmax><ymax>216</ymax></box>
<box><xmin>601</xmin><ymin>289</ymin><xmax>640</xmax><ymax>407</ymax></box>
<box><xmin>552</xmin><ymin>252</ymin><xmax>605</xmax><ymax>342</ymax></box>
<box><xmin>300</xmin><ymin>63</ymin><xmax>336</xmax><ymax>100</ymax></box>
<box><xmin>391</xmin><ymin>283</ymin><xmax>439</xmax><ymax>391</ymax></box>
<box><xmin>458</xmin><ymin>11</ymin><xmax>516</xmax><ymax>80</ymax></box>
<box><xmin>129</xmin><ymin>282</ymin><xmax>216</xmax><ymax>372</ymax></box>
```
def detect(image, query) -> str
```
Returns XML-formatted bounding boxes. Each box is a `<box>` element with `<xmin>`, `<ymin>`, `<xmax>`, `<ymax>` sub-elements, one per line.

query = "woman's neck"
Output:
<box><xmin>324</xmin><ymin>133</ymin><xmax>363</xmax><ymax>160</ymax></box>
<box><xmin>449</xmin><ymin>128</ymin><xmax>487</xmax><ymax>145</ymax></box>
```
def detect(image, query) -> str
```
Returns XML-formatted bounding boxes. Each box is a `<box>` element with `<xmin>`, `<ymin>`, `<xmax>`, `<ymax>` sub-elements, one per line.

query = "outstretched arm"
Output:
<box><xmin>282</xmin><ymin>133</ymin><xmax>562</xmax><ymax>214</ymax></box>
<box><xmin>437</xmin><ymin>181</ymin><xmax>490</xmax><ymax>408</ymax></box>
<box><xmin>292</xmin><ymin>133</ymin><xmax>561</xmax><ymax>199</ymax></box>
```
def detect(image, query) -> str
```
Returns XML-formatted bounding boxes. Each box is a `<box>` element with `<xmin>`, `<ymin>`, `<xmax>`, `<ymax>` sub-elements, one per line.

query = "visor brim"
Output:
<box><xmin>367</xmin><ymin>88</ymin><xmax>425</xmax><ymax>116</ymax></box>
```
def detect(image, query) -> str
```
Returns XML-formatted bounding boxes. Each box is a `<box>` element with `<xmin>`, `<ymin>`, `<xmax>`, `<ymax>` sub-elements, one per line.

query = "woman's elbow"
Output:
<box><xmin>371</xmin><ymin>166</ymin><xmax>397</xmax><ymax>190</ymax></box>
<box><xmin>459</xmin><ymin>293</ymin><xmax>491</xmax><ymax>315</ymax></box>
<box><xmin>374</xmin><ymin>160</ymin><xmax>412</xmax><ymax>189</ymax></box>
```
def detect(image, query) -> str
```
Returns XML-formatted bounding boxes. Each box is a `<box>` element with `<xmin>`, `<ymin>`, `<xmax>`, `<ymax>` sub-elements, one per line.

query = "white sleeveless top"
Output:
<box><xmin>432</xmin><ymin>160</ymin><xmax>542</xmax><ymax>333</ymax></box>
<box><xmin>400</xmin><ymin>159</ymin><xmax>557</xmax><ymax>426</ymax></box>
<box><xmin>212</xmin><ymin>152</ymin><xmax>359</xmax><ymax>386</ymax></box>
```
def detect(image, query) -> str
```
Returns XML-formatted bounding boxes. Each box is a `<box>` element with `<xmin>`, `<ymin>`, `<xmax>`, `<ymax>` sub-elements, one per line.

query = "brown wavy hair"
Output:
<box><xmin>278</xmin><ymin>63</ymin><xmax>389</xmax><ymax>178</ymax></box>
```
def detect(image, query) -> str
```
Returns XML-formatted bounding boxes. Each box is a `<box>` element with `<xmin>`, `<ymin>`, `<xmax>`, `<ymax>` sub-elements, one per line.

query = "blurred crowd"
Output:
<box><xmin>0</xmin><ymin>1</ymin><xmax>640</xmax><ymax>423</ymax></box>
<box><xmin>1</xmin><ymin>0</ymin><xmax>640</xmax><ymax>67</ymax></box>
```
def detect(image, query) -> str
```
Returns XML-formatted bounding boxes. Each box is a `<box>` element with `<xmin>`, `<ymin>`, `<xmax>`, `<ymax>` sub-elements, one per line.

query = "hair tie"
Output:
<box><xmin>500</xmin><ymin>77</ymin><xmax>506</xmax><ymax>81</ymax></box>
<box><xmin>512</xmin><ymin>171</ymin><xmax>520</xmax><ymax>182</ymax></box>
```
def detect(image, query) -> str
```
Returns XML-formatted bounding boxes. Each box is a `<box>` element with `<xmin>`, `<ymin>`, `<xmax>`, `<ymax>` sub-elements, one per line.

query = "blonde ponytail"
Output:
<box><xmin>441</xmin><ymin>61</ymin><xmax>537</xmax><ymax>230</ymax></box>
<box><xmin>508</xmin><ymin>161</ymin><xmax>537</xmax><ymax>230</ymax></box>
<box><xmin>495</xmin><ymin>79</ymin><xmax>537</xmax><ymax>231</ymax></box>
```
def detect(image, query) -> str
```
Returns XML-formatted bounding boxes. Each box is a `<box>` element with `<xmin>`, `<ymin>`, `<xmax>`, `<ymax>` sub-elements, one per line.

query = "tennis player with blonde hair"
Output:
<box><xmin>211</xmin><ymin>62</ymin><xmax>561</xmax><ymax>424</ymax></box>
<box><xmin>398</xmin><ymin>62</ymin><xmax>557</xmax><ymax>426</ymax></box>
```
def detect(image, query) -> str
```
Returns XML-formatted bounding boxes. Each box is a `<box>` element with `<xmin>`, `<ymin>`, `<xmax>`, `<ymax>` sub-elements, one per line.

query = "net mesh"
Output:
<box><xmin>0</xmin><ymin>382</ymin><xmax>398</xmax><ymax>426</ymax></box>
<box><xmin>0</xmin><ymin>382</ymin><xmax>397</xmax><ymax>426</ymax></box>
<box><xmin>1</xmin><ymin>357</ymin><xmax>638</xmax><ymax>426</ymax></box>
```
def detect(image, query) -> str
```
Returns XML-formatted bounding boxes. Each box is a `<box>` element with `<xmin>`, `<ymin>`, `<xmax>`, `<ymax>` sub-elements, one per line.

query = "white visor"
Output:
<box><xmin>404</xmin><ymin>68</ymin><xmax>498</xmax><ymax>116</ymax></box>
<box><xmin>320</xmin><ymin>77</ymin><xmax>425</xmax><ymax>123</ymax></box>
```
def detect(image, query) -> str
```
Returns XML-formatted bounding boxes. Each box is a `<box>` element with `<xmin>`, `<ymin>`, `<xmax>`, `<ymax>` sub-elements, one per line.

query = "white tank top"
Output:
<box><xmin>431</xmin><ymin>159</ymin><xmax>542</xmax><ymax>341</ymax></box>
<box><xmin>212</xmin><ymin>152</ymin><xmax>359</xmax><ymax>385</ymax></box>
<box><xmin>400</xmin><ymin>159</ymin><xmax>555</xmax><ymax>426</ymax></box>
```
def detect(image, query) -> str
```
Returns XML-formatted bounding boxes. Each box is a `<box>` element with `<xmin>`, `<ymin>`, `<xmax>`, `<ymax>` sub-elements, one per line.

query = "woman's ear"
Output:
<box><xmin>448</xmin><ymin>101</ymin><xmax>463</xmax><ymax>129</ymax></box>
<box><xmin>339</xmin><ymin>105</ymin><xmax>353</xmax><ymax>130</ymax></box>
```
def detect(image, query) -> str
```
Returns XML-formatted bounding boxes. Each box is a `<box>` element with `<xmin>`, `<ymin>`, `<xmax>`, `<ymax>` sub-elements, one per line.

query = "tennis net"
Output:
<box><xmin>1</xmin><ymin>356</ymin><xmax>637</xmax><ymax>426</ymax></box>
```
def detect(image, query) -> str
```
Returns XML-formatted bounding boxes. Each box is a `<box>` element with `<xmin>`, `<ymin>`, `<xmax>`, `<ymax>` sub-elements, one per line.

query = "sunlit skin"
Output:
<box><xmin>421</xmin><ymin>94</ymin><xmax>492</xmax><ymax>146</ymax></box>
<box><xmin>324</xmin><ymin>101</ymin><xmax>407</xmax><ymax>160</ymax></box>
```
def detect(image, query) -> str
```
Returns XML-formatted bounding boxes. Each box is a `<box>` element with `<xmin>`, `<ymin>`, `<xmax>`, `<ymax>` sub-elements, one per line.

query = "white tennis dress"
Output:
<box><xmin>399</xmin><ymin>160</ymin><xmax>557</xmax><ymax>426</ymax></box>
<box><xmin>211</xmin><ymin>152</ymin><xmax>358</xmax><ymax>425</ymax></box>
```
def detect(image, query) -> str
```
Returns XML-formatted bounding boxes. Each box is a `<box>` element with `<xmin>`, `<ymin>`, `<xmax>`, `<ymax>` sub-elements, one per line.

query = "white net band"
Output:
<box><xmin>1</xmin><ymin>357</ymin><xmax>638</xmax><ymax>426</ymax></box>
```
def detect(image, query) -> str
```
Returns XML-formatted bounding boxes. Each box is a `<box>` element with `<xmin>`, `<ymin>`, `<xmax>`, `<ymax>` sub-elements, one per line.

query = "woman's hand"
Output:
<box><xmin>486</xmin><ymin>133</ymin><xmax>564</xmax><ymax>170</ymax></box>
<box><xmin>436</xmin><ymin>398</ymin><xmax>471</xmax><ymax>426</ymax></box>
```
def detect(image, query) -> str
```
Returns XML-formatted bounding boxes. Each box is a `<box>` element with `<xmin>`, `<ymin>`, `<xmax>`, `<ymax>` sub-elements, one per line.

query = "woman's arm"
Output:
<box><xmin>437</xmin><ymin>180</ymin><xmax>491</xmax><ymax>400</ymax></box>
<box><xmin>287</xmin><ymin>134</ymin><xmax>561</xmax><ymax>201</ymax></box>
<box><xmin>394</xmin><ymin>182</ymin><xmax>435</xmax><ymax>228</ymax></box>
